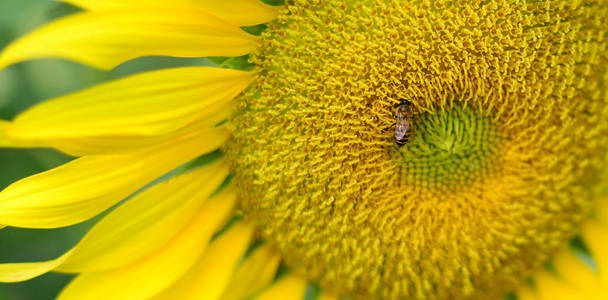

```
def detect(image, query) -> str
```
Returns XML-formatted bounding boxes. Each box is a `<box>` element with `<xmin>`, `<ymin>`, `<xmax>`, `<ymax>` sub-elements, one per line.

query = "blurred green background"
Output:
<box><xmin>0</xmin><ymin>1</ymin><xmax>217</xmax><ymax>299</ymax></box>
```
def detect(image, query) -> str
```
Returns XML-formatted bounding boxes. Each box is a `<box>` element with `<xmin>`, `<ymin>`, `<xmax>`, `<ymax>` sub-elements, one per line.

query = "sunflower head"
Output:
<box><xmin>226</xmin><ymin>0</ymin><xmax>608</xmax><ymax>298</ymax></box>
<box><xmin>0</xmin><ymin>0</ymin><xmax>607</xmax><ymax>299</ymax></box>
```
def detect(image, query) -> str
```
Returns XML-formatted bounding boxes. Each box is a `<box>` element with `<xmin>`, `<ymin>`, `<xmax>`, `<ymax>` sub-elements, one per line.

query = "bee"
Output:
<box><xmin>394</xmin><ymin>99</ymin><xmax>414</xmax><ymax>145</ymax></box>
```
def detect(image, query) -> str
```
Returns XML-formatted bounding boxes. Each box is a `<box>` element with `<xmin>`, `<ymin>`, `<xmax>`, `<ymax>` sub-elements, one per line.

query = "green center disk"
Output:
<box><xmin>395</xmin><ymin>107</ymin><xmax>500</xmax><ymax>193</ymax></box>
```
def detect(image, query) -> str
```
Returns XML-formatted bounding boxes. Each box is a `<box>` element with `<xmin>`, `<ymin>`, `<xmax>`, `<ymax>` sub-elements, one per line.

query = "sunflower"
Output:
<box><xmin>0</xmin><ymin>0</ymin><xmax>607</xmax><ymax>299</ymax></box>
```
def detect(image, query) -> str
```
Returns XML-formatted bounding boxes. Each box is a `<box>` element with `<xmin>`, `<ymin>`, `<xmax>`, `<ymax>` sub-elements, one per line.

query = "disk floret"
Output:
<box><xmin>227</xmin><ymin>0</ymin><xmax>608</xmax><ymax>299</ymax></box>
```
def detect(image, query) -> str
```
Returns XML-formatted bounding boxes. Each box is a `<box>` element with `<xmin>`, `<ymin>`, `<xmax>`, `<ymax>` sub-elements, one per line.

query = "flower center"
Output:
<box><xmin>226</xmin><ymin>0</ymin><xmax>608</xmax><ymax>298</ymax></box>
<box><xmin>395</xmin><ymin>107</ymin><xmax>500</xmax><ymax>194</ymax></box>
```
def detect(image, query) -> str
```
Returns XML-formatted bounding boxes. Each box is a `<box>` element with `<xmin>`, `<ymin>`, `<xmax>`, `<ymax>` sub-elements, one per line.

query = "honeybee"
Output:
<box><xmin>394</xmin><ymin>99</ymin><xmax>414</xmax><ymax>145</ymax></box>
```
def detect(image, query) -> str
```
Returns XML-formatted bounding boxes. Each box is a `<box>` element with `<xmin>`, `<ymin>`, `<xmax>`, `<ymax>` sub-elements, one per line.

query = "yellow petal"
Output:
<box><xmin>0</xmin><ymin>249</ymin><xmax>74</xmax><ymax>282</ymax></box>
<box><xmin>220</xmin><ymin>244</ymin><xmax>281</xmax><ymax>300</ymax></box>
<box><xmin>62</xmin><ymin>0</ymin><xmax>280</xmax><ymax>26</ymax></box>
<box><xmin>7</xmin><ymin>67</ymin><xmax>252</xmax><ymax>139</ymax></box>
<box><xmin>534</xmin><ymin>270</ymin><xmax>586</xmax><ymax>300</ymax></box>
<box><xmin>0</xmin><ymin>120</ymin><xmax>45</xmax><ymax>148</ymax></box>
<box><xmin>255</xmin><ymin>274</ymin><xmax>308</xmax><ymax>300</ymax></box>
<box><xmin>0</xmin><ymin>165</ymin><xmax>232</xmax><ymax>282</ymax></box>
<box><xmin>50</xmin><ymin>120</ymin><xmax>233</xmax><ymax>156</ymax></box>
<box><xmin>582</xmin><ymin>221</ymin><xmax>608</xmax><ymax>277</ymax></box>
<box><xmin>57</xmin><ymin>162</ymin><xmax>231</xmax><ymax>272</ymax></box>
<box><xmin>57</xmin><ymin>185</ymin><xmax>237</xmax><ymax>300</ymax></box>
<box><xmin>0</xmin><ymin>8</ymin><xmax>258</xmax><ymax>70</ymax></box>
<box><xmin>0</xmin><ymin>127</ymin><xmax>229</xmax><ymax>228</ymax></box>
<box><xmin>5</xmin><ymin>67</ymin><xmax>250</xmax><ymax>155</ymax></box>
<box><xmin>517</xmin><ymin>285</ymin><xmax>540</xmax><ymax>300</ymax></box>
<box><xmin>154</xmin><ymin>222</ymin><xmax>254</xmax><ymax>299</ymax></box>
<box><xmin>552</xmin><ymin>250</ymin><xmax>602</xmax><ymax>297</ymax></box>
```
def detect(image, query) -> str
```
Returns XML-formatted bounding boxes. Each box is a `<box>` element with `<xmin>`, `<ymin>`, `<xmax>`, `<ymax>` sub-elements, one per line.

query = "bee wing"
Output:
<box><xmin>394</xmin><ymin>120</ymin><xmax>410</xmax><ymax>140</ymax></box>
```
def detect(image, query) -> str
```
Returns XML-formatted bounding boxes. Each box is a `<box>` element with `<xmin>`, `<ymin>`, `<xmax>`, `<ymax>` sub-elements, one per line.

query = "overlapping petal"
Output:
<box><xmin>517</xmin><ymin>206</ymin><xmax>608</xmax><ymax>300</ymax></box>
<box><xmin>61</xmin><ymin>0</ymin><xmax>280</xmax><ymax>26</ymax></box>
<box><xmin>0</xmin><ymin>250</ymin><xmax>74</xmax><ymax>283</ymax></box>
<box><xmin>219</xmin><ymin>244</ymin><xmax>281</xmax><ymax>300</ymax></box>
<box><xmin>552</xmin><ymin>251</ymin><xmax>605</xmax><ymax>299</ymax></box>
<box><xmin>0</xmin><ymin>8</ymin><xmax>258</xmax><ymax>70</ymax></box>
<box><xmin>8</xmin><ymin>67</ymin><xmax>251</xmax><ymax>138</ymax></box>
<box><xmin>0</xmin><ymin>127</ymin><xmax>229</xmax><ymax>228</ymax></box>
<box><xmin>0</xmin><ymin>0</ymin><xmax>286</xmax><ymax>298</ymax></box>
<box><xmin>581</xmin><ymin>221</ymin><xmax>608</xmax><ymax>283</ymax></box>
<box><xmin>2</xmin><ymin>67</ymin><xmax>252</xmax><ymax>155</ymax></box>
<box><xmin>255</xmin><ymin>274</ymin><xmax>307</xmax><ymax>300</ymax></box>
<box><xmin>56</xmin><ymin>186</ymin><xmax>238</xmax><ymax>300</ymax></box>
<box><xmin>0</xmin><ymin>163</ymin><xmax>231</xmax><ymax>282</ymax></box>
<box><xmin>48</xmin><ymin>122</ymin><xmax>232</xmax><ymax>156</ymax></box>
<box><xmin>0</xmin><ymin>120</ymin><xmax>45</xmax><ymax>148</ymax></box>
<box><xmin>57</xmin><ymin>162</ymin><xmax>231</xmax><ymax>272</ymax></box>
<box><xmin>153</xmin><ymin>222</ymin><xmax>254</xmax><ymax>299</ymax></box>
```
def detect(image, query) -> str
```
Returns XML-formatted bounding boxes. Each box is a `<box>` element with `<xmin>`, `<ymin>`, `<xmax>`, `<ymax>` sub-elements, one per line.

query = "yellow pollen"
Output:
<box><xmin>226</xmin><ymin>0</ymin><xmax>608</xmax><ymax>299</ymax></box>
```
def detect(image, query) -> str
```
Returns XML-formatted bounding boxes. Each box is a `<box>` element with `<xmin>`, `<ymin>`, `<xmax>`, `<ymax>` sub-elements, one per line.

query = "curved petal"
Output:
<box><xmin>56</xmin><ymin>162</ymin><xmax>231</xmax><ymax>272</ymax></box>
<box><xmin>533</xmin><ymin>271</ymin><xmax>586</xmax><ymax>300</ymax></box>
<box><xmin>0</xmin><ymin>127</ymin><xmax>229</xmax><ymax>228</ymax></box>
<box><xmin>49</xmin><ymin>116</ymin><xmax>233</xmax><ymax>156</ymax></box>
<box><xmin>552</xmin><ymin>250</ymin><xmax>604</xmax><ymax>299</ymax></box>
<box><xmin>0</xmin><ymin>250</ymin><xmax>74</xmax><ymax>282</ymax></box>
<box><xmin>255</xmin><ymin>274</ymin><xmax>308</xmax><ymax>300</ymax></box>
<box><xmin>516</xmin><ymin>219</ymin><xmax>608</xmax><ymax>300</ymax></box>
<box><xmin>62</xmin><ymin>0</ymin><xmax>281</xmax><ymax>26</ymax></box>
<box><xmin>57</xmin><ymin>186</ymin><xmax>238</xmax><ymax>300</ymax></box>
<box><xmin>0</xmin><ymin>8</ymin><xmax>258</xmax><ymax>70</ymax></box>
<box><xmin>153</xmin><ymin>222</ymin><xmax>254</xmax><ymax>299</ymax></box>
<box><xmin>0</xmin><ymin>164</ymin><xmax>232</xmax><ymax>282</ymax></box>
<box><xmin>0</xmin><ymin>120</ymin><xmax>45</xmax><ymax>148</ymax></box>
<box><xmin>8</xmin><ymin>67</ymin><xmax>252</xmax><ymax>139</ymax></box>
<box><xmin>4</xmin><ymin>67</ymin><xmax>252</xmax><ymax>155</ymax></box>
<box><xmin>219</xmin><ymin>244</ymin><xmax>281</xmax><ymax>300</ymax></box>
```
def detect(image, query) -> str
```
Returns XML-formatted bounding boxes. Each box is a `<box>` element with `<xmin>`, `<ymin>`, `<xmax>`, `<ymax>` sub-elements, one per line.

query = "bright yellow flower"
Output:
<box><xmin>0</xmin><ymin>0</ymin><xmax>607</xmax><ymax>299</ymax></box>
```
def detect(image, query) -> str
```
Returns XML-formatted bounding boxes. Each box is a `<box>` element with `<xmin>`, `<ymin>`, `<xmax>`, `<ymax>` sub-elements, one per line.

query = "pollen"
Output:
<box><xmin>225</xmin><ymin>0</ymin><xmax>608</xmax><ymax>299</ymax></box>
